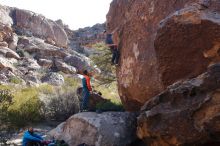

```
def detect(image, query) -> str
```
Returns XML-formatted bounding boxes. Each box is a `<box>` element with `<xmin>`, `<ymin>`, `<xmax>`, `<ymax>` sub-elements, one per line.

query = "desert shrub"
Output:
<box><xmin>96</xmin><ymin>100</ymin><xmax>124</xmax><ymax>111</ymax></box>
<box><xmin>93</xmin><ymin>81</ymin><xmax>124</xmax><ymax>111</ymax></box>
<box><xmin>16</xmin><ymin>49</ymin><xmax>32</xmax><ymax>58</ymax></box>
<box><xmin>16</xmin><ymin>49</ymin><xmax>25</xmax><ymax>57</ymax></box>
<box><xmin>0</xmin><ymin>89</ymin><xmax>13</xmax><ymax>122</ymax></box>
<box><xmin>64</xmin><ymin>76</ymin><xmax>80</xmax><ymax>88</ymax></box>
<box><xmin>91</xmin><ymin>42</ymin><xmax>116</xmax><ymax>86</ymax></box>
<box><xmin>43</xmin><ymin>89</ymin><xmax>80</xmax><ymax>121</ymax></box>
<box><xmin>7</xmin><ymin>87</ymin><xmax>43</xmax><ymax>126</ymax></box>
<box><xmin>0</xmin><ymin>90</ymin><xmax>16</xmax><ymax>145</ymax></box>
<box><xmin>0</xmin><ymin>85</ymin><xmax>12</xmax><ymax>90</ymax></box>
<box><xmin>9</xmin><ymin>76</ymin><xmax>23</xmax><ymax>84</ymax></box>
<box><xmin>37</xmin><ymin>84</ymin><xmax>54</xmax><ymax>94</ymax></box>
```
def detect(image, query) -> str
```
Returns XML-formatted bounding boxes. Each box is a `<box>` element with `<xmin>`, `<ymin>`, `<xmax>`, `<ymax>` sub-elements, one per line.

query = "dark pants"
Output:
<box><xmin>81</xmin><ymin>89</ymin><xmax>90</xmax><ymax>110</ymax></box>
<box><xmin>26</xmin><ymin>141</ymin><xmax>43</xmax><ymax>146</ymax></box>
<box><xmin>111</xmin><ymin>46</ymin><xmax>120</xmax><ymax>64</ymax></box>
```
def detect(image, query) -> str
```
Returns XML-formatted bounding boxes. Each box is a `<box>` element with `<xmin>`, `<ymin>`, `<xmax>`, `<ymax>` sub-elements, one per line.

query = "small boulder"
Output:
<box><xmin>45</xmin><ymin>37</ymin><xmax>56</xmax><ymax>46</ymax></box>
<box><xmin>0</xmin><ymin>41</ymin><xmax>8</xmax><ymax>47</ymax></box>
<box><xmin>55</xmin><ymin>59</ymin><xmax>77</xmax><ymax>74</ymax></box>
<box><xmin>76</xmin><ymin>87</ymin><xmax>108</xmax><ymax>111</ymax></box>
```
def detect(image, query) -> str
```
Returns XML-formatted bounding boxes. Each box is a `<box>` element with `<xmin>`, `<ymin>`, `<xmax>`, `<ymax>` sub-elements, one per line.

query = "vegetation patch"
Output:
<box><xmin>9</xmin><ymin>76</ymin><xmax>22</xmax><ymax>84</ymax></box>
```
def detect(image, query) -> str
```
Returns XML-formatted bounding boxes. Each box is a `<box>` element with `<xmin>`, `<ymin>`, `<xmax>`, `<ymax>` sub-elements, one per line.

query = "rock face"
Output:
<box><xmin>137</xmin><ymin>64</ymin><xmax>220</xmax><ymax>146</ymax></box>
<box><xmin>107</xmin><ymin>0</ymin><xmax>220</xmax><ymax>111</ymax></box>
<box><xmin>49</xmin><ymin>112</ymin><xmax>137</xmax><ymax>146</ymax></box>
<box><xmin>13</xmin><ymin>8</ymin><xmax>68</xmax><ymax>48</ymax></box>
<box><xmin>66</xmin><ymin>23</ymin><xmax>105</xmax><ymax>53</ymax></box>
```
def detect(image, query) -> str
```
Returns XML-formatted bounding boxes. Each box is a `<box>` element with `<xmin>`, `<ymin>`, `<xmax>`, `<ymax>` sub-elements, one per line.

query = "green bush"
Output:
<box><xmin>0</xmin><ymin>89</ymin><xmax>13</xmax><ymax>122</ymax></box>
<box><xmin>91</xmin><ymin>42</ymin><xmax>116</xmax><ymax>86</ymax></box>
<box><xmin>37</xmin><ymin>84</ymin><xmax>54</xmax><ymax>94</ymax></box>
<box><xmin>7</xmin><ymin>87</ymin><xmax>43</xmax><ymax>126</ymax></box>
<box><xmin>96</xmin><ymin>100</ymin><xmax>124</xmax><ymax>111</ymax></box>
<box><xmin>44</xmin><ymin>90</ymin><xmax>80</xmax><ymax>121</ymax></box>
<box><xmin>9</xmin><ymin>76</ymin><xmax>22</xmax><ymax>84</ymax></box>
<box><xmin>64</xmin><ymin>76</ymin><xmax>80</xmax><ymax>88</ymax></box>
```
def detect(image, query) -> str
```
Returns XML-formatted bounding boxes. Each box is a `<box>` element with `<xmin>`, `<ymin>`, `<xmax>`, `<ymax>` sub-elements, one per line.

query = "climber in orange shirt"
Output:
<box><xmin>81</xmin><ymin>70</ymin><xmax>92</xmax><ymax>111</ymax></box>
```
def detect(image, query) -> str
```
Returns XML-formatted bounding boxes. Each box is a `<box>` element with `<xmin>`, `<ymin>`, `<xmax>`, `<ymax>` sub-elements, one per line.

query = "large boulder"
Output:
<box><xmin>137</xmin><ymin>64</ymin><xmax>220</xmax><ymax>146</ymax></box>
<box><xmin>64</xmin><ymin>53</ymin><xmax>100</xmax><ymax>74</ymax></box>
<box><xmin>13</xmin><ymin>8</ymin><xmax>68</xmax><ymax>48</ymax></box>
<box><xmin>107</xmin><ymin>0</ymin><xmax>220</xmax><ymax>111</ymax></box>
<box><xmin>49</xmin><ymin>112</ymin><xmax>137</xmax><ymax>146</ymax></box>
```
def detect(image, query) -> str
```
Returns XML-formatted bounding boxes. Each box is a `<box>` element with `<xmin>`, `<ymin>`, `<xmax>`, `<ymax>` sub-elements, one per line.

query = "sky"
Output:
<box><xmin>0</xmin><ymin>0</ymin><xmax>112</xmax><ymax>30</ymax></box>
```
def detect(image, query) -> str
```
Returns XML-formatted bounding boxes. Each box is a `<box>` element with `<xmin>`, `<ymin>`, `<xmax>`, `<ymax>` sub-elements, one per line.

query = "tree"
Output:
<box><xmin>91</xmin><ymin>43</ymin><xmax>116</xmax><ymax>86</ymax></box>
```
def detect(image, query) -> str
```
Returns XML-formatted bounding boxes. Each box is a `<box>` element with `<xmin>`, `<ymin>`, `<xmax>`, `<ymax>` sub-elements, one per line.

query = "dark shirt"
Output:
<box><xmin>105</xmin><ymin>34</ymin><xmax>114</xmax><ymax>45</ymax></box>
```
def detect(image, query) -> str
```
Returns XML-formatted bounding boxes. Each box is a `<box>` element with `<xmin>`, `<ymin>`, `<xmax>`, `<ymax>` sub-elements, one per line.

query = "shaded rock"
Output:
<box><xmin>38</xmin><ymin>59</ymin><xmax>53</xmax><ymax>68</ymax></box>
<box><xmin>14</xmin><ymin>8</ymin><xmax>68</xmax><ymax>48</ymax></box>
<box><xmin>137</xmin><ymin>63</ymin><xmax>220</xmax><ymax>146</ymax></box>
<box><xmin>107</xmin><ymin>0</ymin><xmax>220</xmax><ymax>111</ymax></box>
<box><xmin>0</xmin><ymin>73</ymin><xmax>8</xmax><ymax>83</ymax></box>
<box><xmin>54</xmin><ymin>59</ymin><xmax>76</xmax><ymax>74</ymax></box>
<box><xmin>41</xmin><ymin>72</ymin><xmax>64</xmax><ymax>86</ymax></box>
<box><xmin>17</xmin><ymin>36</ymin><xmax>30</xmax><ymax>46</ymax></box>
<box><xmin>76</xmin><ymin>87</ymin><xmax>108</xmax><ymax>111</ymax></box>
<box><xmin>49</xmin><ymin>112</ymin><xmax>137</xmax><ymax>146</ymax></box>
